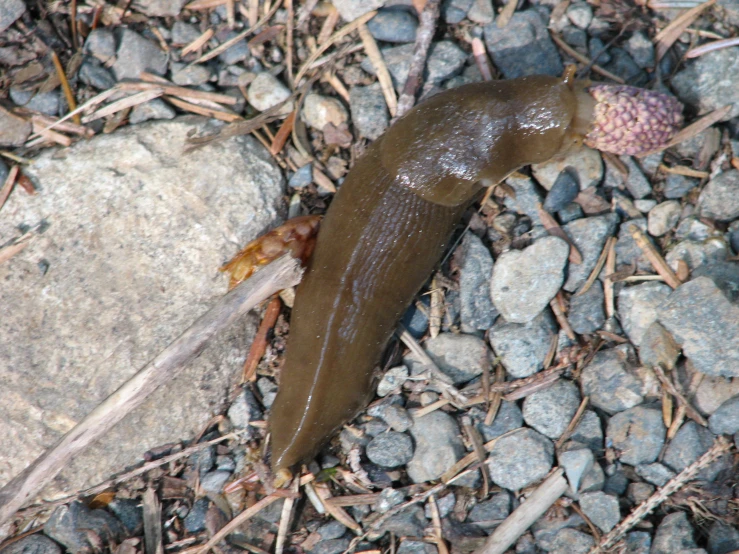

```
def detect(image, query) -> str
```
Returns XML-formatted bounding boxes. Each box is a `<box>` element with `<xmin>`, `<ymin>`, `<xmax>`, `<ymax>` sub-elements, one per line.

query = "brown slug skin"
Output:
<box><xmin>269</xmin><ymin>75</ymin><xmax>591</xmax><ymax>471</ymax></box>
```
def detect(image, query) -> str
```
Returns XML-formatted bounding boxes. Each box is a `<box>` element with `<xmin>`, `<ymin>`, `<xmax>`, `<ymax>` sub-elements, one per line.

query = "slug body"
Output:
<box><xmin>270</xmin><ymin>75</ymin><xmax>592</xmax><ymax>471</ymax></box>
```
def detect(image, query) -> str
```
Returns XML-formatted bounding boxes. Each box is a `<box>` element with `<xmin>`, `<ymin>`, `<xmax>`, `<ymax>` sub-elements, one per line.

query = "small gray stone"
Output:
<box><xmin>200</xmin><ymin>470</ymin><xmax>231</xmax><ymax>492</ymax></box>
<box><xmin>288</xmin><ymin>163</ymin><xmax>313</xmax><ymax>190</ymax></box>
<box><xmin>579</xmin><ymin>461</ymin><xmax>606</xmax><ymax>493</ymax></box>
<box><xmin>491</xmin><ymin>236</ymin><xmax>569</xmax><ymax>323</ymax></box>
<box><xmin>0</xmin><ymin>105</ymin><xmax>31</xmax><ymax>147</ymax></box>
<box><xmin>666</xmin><ymin>239</ymin><xmax>728</xmax><ymax>273</ymax></box>
<box><xmin>374</xmin><ymin>488</ymin><xmax>406</xmax><ymax>513</ymax></box>
<box><xmin>635</xmin><ymin>199</ymin><xmax>657</xmax><ymax>214</ymax></box>
<box><xmin>467</xmin><ymin>492</ymin><xmax>511</xmax><ymax>525</ymax></box>
<box><xmin>566</xmin><ymin>3</ymin><xmax>593</xmax><ymax>29</ymax></box>
<box><xmin>424</xmin><ymin>492</ymin><xmax>456</xmax><ymax>519</ymax></box>
<box><xmin>672</xmin><ymin>48</ymin><xmax>739</xmax><ymax>121</ymax></box>
<box><xmin>648</xmin><ymin>201</ymin><xmax>681</xmax><ymax>237</ymax></box>
<box><xmin>618</xmin><ymin>282</ymin><xmax>672</xmax><ymax>347</ymax></box>
<box><xmin>635</xmin><ymin>463</ymin><xmax>675</xmax><ymax>486</ymax></box>
<box><xmin>468</xmin><ymin>0</ymin><xmax>494</xmax><ymax>24</ymax></box>
<box><xmin>569</xmin><ymin>280</ymin><xmax>606</xmax><ymax>334</ymax></box>
<box><xmin>302</xmin><ymin>93</ymin><xmax>348</xmax><ymax>130</ymax></box>
<box><xmin>624</xmin><ymin>31</ymin><xmax>655</xmax><ymax>68</ymax></box>
<box><xmin>604</xmin><ymin>48</ymin><xmax>647</xmax><ymax>86</ymax></box>
<box><xmin>79</xmin><ymin>58</ymin><xmax>117</xmax><ymax>90</ymax></box>
<box><xmin>442</xmin><ymin>0</ymin><xmax>474</xmax><ymax>23</ymax></box>
<box><xmin>664</xmin><ymin>421</ymin><xmax>728</xmax><ymax>481</ymax></box>
<box><xmin>216</xmin><ymin>31</ymin><xmax>251</xmax><ymax>64</ymax></box>
<box><xmin>708</xmin><ymin>395</ymin><xmax>739</xmax><ymax>435</ymax></box>
<box><xmin>171</xmin><ymin>21</ymin><xmax>201</xmax><ymax>45</ymax></box>
<box><xmin>707</xmin><ymin>521</ymin><xmax>739</xmax><ymax>554</ymax></box>
<box><xmin>44</xmin><ymin>502</ymin><xmax>126</xmax><ymax>554</ymax></box>
<box><xmin>129</xmin><ymin>99</ymin><xmax>176</xmax><ymax>124</ymax></box>
<box><xmin>623</xmin><ymin>156</ymin><xmax>653</xmax><ymax>199</ymax></box>
<box><xmin>579</xmin><ymin>492</ymin><xmax>619</xmax><ymax>532</ymax></box>
<box><xmin>489</xmin><ymin>309</ymin><xmax>556</xmax><ymax>378</ymax></box>
<box><xmin>132</xmin><ymin>0</ymin><xmax>188</xmax><ymax>16</ymax></box>
<box><xmin>10</xmin><ymin>88</ymin><xmax>59</xmax><ymax>116</ymax></box>
<box><xmin>658</xmin><ymin>277</ymin><xmax>739</xmax><ymax>377</ymax></box>
<box><xmin>366</xmin><ymin>431</ymin><xmax>414</xmax><ymax>468</ymax></box>
<box><xmin>374</xmin><ymin>403</ymin><xmax>413</xmax><ymax>432</ymax></box>
<box><xmin>695</xmin><ymin>376</ymin><xmax>739</xmax><ymax>415</ymax></box>
<box><xmin>84</xmin><ymin>29</ymin><xmax>116</xmax><ymax>63</ymax></box>
<box><xmin>377</xmin><ymin>365</ymin><xmax>409</xmax><ymax>397</ymax></box>
<box><xmin>458</xmin><ymin>233</ymin><xmax>497</xmax><ymax>331</ymax></box>
<box><xmin>112</xmin><ymin>29</ymin><xmax>168</xmax><ymax>80</ymax></box>
<box><xmin>638</xmin><ymin>322</ymin><xmax>680</xmax><ymax>370</ymax></box>
<box><xmin>473</xmin><ymin>401</ymin><xmax>523</xmax><ymax>441</ymax></box>
<box><xmin>396</xmin><ymin>540</ymin><xmax>437</xmax><ymax>554</ymax></box>
<box><xmin>227</xmin><ymin>389</ymin><xmax>263</xmax><ymax>429</ymax></box>
<box><xmin>523</xmin><ymin>380</ymin><xmax>581</xmax><ymax>439</ymax></box>
<box><xmin>172</xmin><ymin>64</ymin><xmax>211</xmax><ymax>86</ymax></box>
<box><xmin>366</xmin><ymin>9</ymin><xmax>418</xmax><ymax>43</ymax></box>
<box><xmin>0</xmin><ymin>535</ymin><xmax>61</xmax><ymax>554</ymax></box>
<box><xmin>581</xmin><ymin>345</ymin><xmax>644</xmax><ymax>413</ymax></box>
<box><xmin>627</xmin><ymin>482</ymin><xmax>655</xmax><ymax>505</ymax></box>
<box><xmin>550</xmin><ymin>528</ymin><xmax>594</xmax><ymax>554</ymax></box>
<box><xmin>675</xmin><ymin>216</ymin><xmax>716</xmax><ymax>242</ymax></box>
<box><xmin>563</xmin><ymin>213</ymin><xmax>619</xmax><ymax>292</ymax></box>
<box><xmin>331</xmin><ymin>0</ymin><xmax>386</xmax><ymax>22</ymax></box>
<box><xmin>487</xmin><ymin>428</ymin><xmax>554</xmax><ymax>490</ymax></box>
<box><xmin>559</xmin><ymin>448</ymin><xmax>594</xmax><ymax>493</ymax></box>
<box><xmin>0</xmin><ymin>0</ymin><xmax>25</xmax><ymax>34</ymax></box>
<box><xmin>543</xmin><ymin>168</ymin><xmax>580</xmax><ymax>213</ymax></box>
<box><xmin>699</xmin><ymin>169</ymin><xmax>739</xmax><ymax>221</ymax></box>
<box><xmin>532</xmin><ymin>514</ymin><xmax>586</xmax><ymax>551</ymax></box>
<box><xmin>559</xmin><ymin>202</ymin><xmax>584</xmax><ymax>224</ymax></box>
<box><xmin>571</xmin><ymin>410</ymin><xmax>603</xmax><ymax>451</ymax></box>
<box><xmin>247</xmin><ymin>72</ymin><xmax>293</xmax><ymax>113</ymax></box>
<box><xmin>183</xmin><ymin>498</ymin><xmax>209</xmax><ymax>533</ymax></box>
<box><xmin>308</xmin><ymin>539</ymin><xmax>352</xmax><ymax>554</ymax></box>
<box><xmin>257</xmin><ymin>377</ymin><xmax>278</xmax><ymax>408</ymax></box>
<box><xmin>607</xmin><ymin>407</ymin><xmax>665</xmax><ymax>466</ymax></box>
<box><xmin>407</xmin><ymin>411</ymin><xmax>464</xmax><ymax>483</ymax></box>
<box><xmin>317</xmin><ymin>520</ymin><xmax>348</xmax><ymax>540</ymax></box>
<box><xmin>588</xmin><ymin>37</ymin><xmax>612</xmax><ymax>64</ymax></box>
<box><xmin>652</xmin><ymin>513</ymin><xmax>697</xmax><ymax>554</ymax></box>
<box><xmin>350</xmin><ymin>83</ymin><xmax>389</xmax><ymax>140</ymax></box>
<box><xmin>603</xmin><ymin>464</ymin><xmax>629</xmax><ymax>496</ymax></box>
<box><xmin>625</xmin><ymin>532</ymin><xmax>651</xmax><ymax>554</ymax></box>
<box><xmin>405</xmin><ymin>333</ymin><xmax>488</xmax><ymax>384</ymax></box>
<box><xmin>664</xmin><ymin>174</ymin><xmax>698</xmax><ymax>199</ymax></box>
<box><xmin>377</xmin><ymin>506</ymin><xmax>426</xmax><ymax>538</ymax></box>
<box><xmin>503</xmin><ymin>174</ymin><xmax>545</xmax><ymax>225</ymax></box>
<box><xmin>484</xmin><ymin>10</ymin><xmax>563</xmax><ymax>78</ymax></box>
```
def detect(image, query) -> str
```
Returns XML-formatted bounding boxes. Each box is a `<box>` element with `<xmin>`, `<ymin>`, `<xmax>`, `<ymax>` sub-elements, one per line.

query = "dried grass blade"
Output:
<box><xmin>0</xmin><ymin>231</ymin><xmax>34</xmax><ymax>265</ymax></box>
<box><xmin>82</xmin><ymin>89</ymin><xmax>163</xmax><ymax>123</ymax></box>
<box><xmin>653</xmin><ymin>365</ymin><xmax>708</xmax><ymax>426</ymax></box>
<box><xmin>358</xmin><ymin>23</ymin><xmax>398</xmax><ymax>117</ymax></box>
<box><xmin>317</xmin><ymin>5</ymin><xmax>340</xmax><ymax>45</ymax></box>
<box><xmin>0</xmin><ymin>165</ymin><xmax>20</xmax><ymax>212</ymax></box>
<box><xmin>185</xmin><ymin>0</ymin><xmax>228</xmax><ymax>10</ymax></box>
<box><xmin>574</xmin><ymin>236</ymin><xmax>615</xmax><ymax>297</ymax></box>
<box><xmin>665</xmin><ymin>105</ymin><xmax>732</xmax><ymax>149</ymax></box>
<box><xmin>628</xmin><ymin>224</ymin><xmax>681</xmax><ymax>289</ymax></box>
<box><xmin>51</xmin><ymin>51</ymin><xmax>81</xmax><ymax>125</ymax></box>
<box><xmin>686</xmin><ymin>36</ymin><xmax>739</xmax><ymax>57</ymax></box>
<box><xmin>126</xmin><ymin>76</ymin><xmax>239</xmax><ymax>105</ymax></box>
<box><xmin>165</xmin><ymin>96</ymin><xmax>243</xmax><ymax>122</ymax></box>
<box><xmin>654</xmin><ymin>0</ymin><xmax>717</xmax><ymax>61</ymax></box>
<box><xmin>549</xmin><ymin>33</ymin><xmax>625</xmax><ymax>83</ymax></box>
<box><xmin>30</xmin><ymin>120</ymin><xmax>72</xmax><ymax>147</ymax></box>
<box><xmin>295</xmin><ymin>10</ymin><xmax>377</xmax><ymax>85</ymax></box>
<box><xmin>181</xmin><ymin>28</ymin><xmax>215</xmax><ymax>56</ymax></box>
<box><xmin>32</xmin><ymin>87</ymin><xmax>119</xmax><ymax>137</ymax></box>
<box><xmin>270</xmin><ymin>111</ymin><xmax>296</xmax><ymax>155</ymax></box>
<box><xmin>659</xmin><ymin>164</ymin><xmax>709</xmax><ymax>178</ymax></box>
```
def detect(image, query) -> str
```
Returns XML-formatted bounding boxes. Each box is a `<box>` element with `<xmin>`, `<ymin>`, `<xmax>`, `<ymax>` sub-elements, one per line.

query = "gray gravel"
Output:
<box><xmin>406</xmin><ymin>411</ymin><xmax>464</xmax><ymax>483</ymax></box>
<box><xmin>606</xmin><ymin>407</ymin><xmax>665</xmax><ymax>466</ymax></box>
<box><xmin>486</xmin><ymin>428</ymin><xmax>554</xmax><ymax>490</ymax></box>
<box><xmin>489</xmin><ymin>310</ymin><xmax>557</xmax><ymax>378</ymax></box>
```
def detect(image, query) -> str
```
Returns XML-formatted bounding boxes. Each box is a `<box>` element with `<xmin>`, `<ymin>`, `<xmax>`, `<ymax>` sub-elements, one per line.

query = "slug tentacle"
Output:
<box><xmin>268</xmin><ymin>76</ymin><xmax>683</xmax><ymax>472</ymax></box>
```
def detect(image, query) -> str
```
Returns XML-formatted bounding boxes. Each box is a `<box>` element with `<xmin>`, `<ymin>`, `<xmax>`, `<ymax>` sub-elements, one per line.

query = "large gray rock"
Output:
<box><xmin>0</xmin><ymin>118</ymin><xmax>284</xmax><ymax>496</ymax></box>
<box><xmin>658</xmin><ymin>277</ymin><xmax>739</xmax><ymax>377</ymax></box>
<box><xmin>672</xmin><ymin>47</ymin><xmax>739</xmax><ymax>120</ymax></box>
<box><xmin>618</xmin><ymin>282</ymin><xmax>672</xmax><ymax>347</ymax></box>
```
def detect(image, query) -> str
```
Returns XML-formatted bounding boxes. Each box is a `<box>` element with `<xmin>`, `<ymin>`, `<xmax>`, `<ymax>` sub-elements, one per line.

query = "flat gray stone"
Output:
<box><xmin>472</xmin><ymin>401</ymin><xmax>523</xmax><ymax>441</ymax></box>
<box><xmin>578</xmin><ymin>492</ymin><xmax>620</xmax><ymax>533</ymax></box>
<box><xmin>112</xmin><ymin>29</ymin><xmax>168</xmax><ymax>80</ymax></box>
<box><xmin>580</xmin><ymin>344</ymin><xmax>644</xmax><ymax>413</ymax></box>
<box><xmin>559</xmin><ymin>448</ymin><xmax>594</xmax><ymax>493</ymax></box>
<box><xmin>568</xmin><ymin>280</ymin><xmax>606</xmax><ymax>334</ymax></box>
<box><xmin>349</xmin><ymin>83</ymin><xmax>389</xmax><ymax>140</ymax></box>
<box><xmin>366</xmin><ymin>431</ymin><xmax>414</xmax><ymax>468</ymax></box>
<box><xmin>491</xmin><ymin>236</ymin><xmax>570</xmax><ymax>323</ymax></box>
<box><xmin>648</xmin><ymin>201</ymin><xmax>681</xmax><ymax>236</ymax></box>
<box><xmin>550</xmin><ymin>529</ymin><xmax>593</xmax><ymax>554</ymax></box>
<box><xmin>405</xmin><ymin>333</ymin><xmax>488</xmax><ymax>384</ymax></box>
<box><xmin>618</xmin><ymin>282</ymin><xmax>672</xmax><ymax>347</ymax></box>
<box><xmin>672</xmin><ymin>47</ymin><xmax>739</xmax><ymax>120</ymax></box>
<box><xmin>635</xmin><ymin>462</ymin><xmax>675</xmax><ymax>486</ymax></box>
<box><xmin>489</xmin><ymin>309</ymin><xmax>556</xmax><ymax>378</ymax></box>
<box><xmin>658</xmin><ymin>277</ymin><xmax>739</xmax><ymax>377</ymax></box>
<box><xmin>407</xmin><ymin>411</ymin><xmax>464</xmax><ymax>483</ymax></box>
<box><xmin>664</xmin><ymin>421</ymin><xmax>729</xmax><ymax>481</ymax></box>
<box><xmin>458</xmin><ymin>232</ymin><xmax>497</xmax><ymax>331</ymax></box>
<box><xmin>652</xmin><ymin>513</ymin><xmax>697</xmax><ymax>554</ymax></box>
<box><xmin>523</xmin><ymin>380</ymin><xmax>581</xmax><ymax>439</ymax></box>
<box><xmin>0</xmin><ymin>118</ymin><xmax>283</xmax><ymax>496</ymax></box>
<box><xmin>698</xmin><ymin>169</ymin><xmax>739</xmax><ymax>222</ymax></box>
<box><xmin>606</xmin><ymin>407</ymin><xmax>665</xmax><ymax>466</ymax></box>
<box><xmin>708</xmin><ymin>395</ymin><xmax>739</xmax><ymax>435</ymax></box>
<box><xmin>366</xmin><ymin>9</ymin><xmax>418</xmax><ymax>43</ymax></box>
<box><xmin>487</xmin><ymin>428</ymin><xmax>554</xmax><ymax>490</ymax></box>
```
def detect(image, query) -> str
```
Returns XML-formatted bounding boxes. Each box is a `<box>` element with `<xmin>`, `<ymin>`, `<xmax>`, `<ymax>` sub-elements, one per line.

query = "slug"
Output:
<box><xmin>268</xmin><ymin>73</ymin><xmax>683</xmax><ymax>472</ymax></box>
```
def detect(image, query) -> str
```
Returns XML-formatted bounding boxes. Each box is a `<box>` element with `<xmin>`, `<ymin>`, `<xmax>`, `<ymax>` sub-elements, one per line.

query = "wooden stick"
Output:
<box><xmin>474</xmin><ymin>469</ymin><xmax>568</xmax><ymax>554</ymax></box>
<box><xmin>628</xmin><ymin>224</ymin><xmax>681</xmax><ymax>289</ymax></box>
<box><xmin>0</xmin><ymin>255</ymin><xmax>303</xmax><ymax>527</ymax></box>
<box><xmin>396</xmin><ymin>0</ymin><xmax>441</xmax><ymax>117</ymax></box>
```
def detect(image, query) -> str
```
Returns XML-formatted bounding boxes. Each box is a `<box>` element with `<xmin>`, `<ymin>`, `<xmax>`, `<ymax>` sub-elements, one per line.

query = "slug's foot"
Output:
<box><xmin>220</xmin><ymin>215</ymin><xmax>321</xmax><ymax>289</ymax></box>
<box><xmin>583</xmin><ymin>85</ymin><xmax>683</xmax><ymax>156</ymax></box>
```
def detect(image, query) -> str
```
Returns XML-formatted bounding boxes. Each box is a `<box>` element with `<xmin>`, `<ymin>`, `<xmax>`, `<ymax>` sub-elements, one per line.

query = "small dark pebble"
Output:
<box><xmin>366</xmin><ymin>9</ymin><xmax>418</xmax><ymax>43</ymax></box>
<box><xmin>183</xmin><ymin>498</ymin><xmax>210</xmax><ymax>533</ymax></box>
<box><xmin>44</xmin><ymin>502</ymin><xmax>127</xmax><ymax>554</ymax></box>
